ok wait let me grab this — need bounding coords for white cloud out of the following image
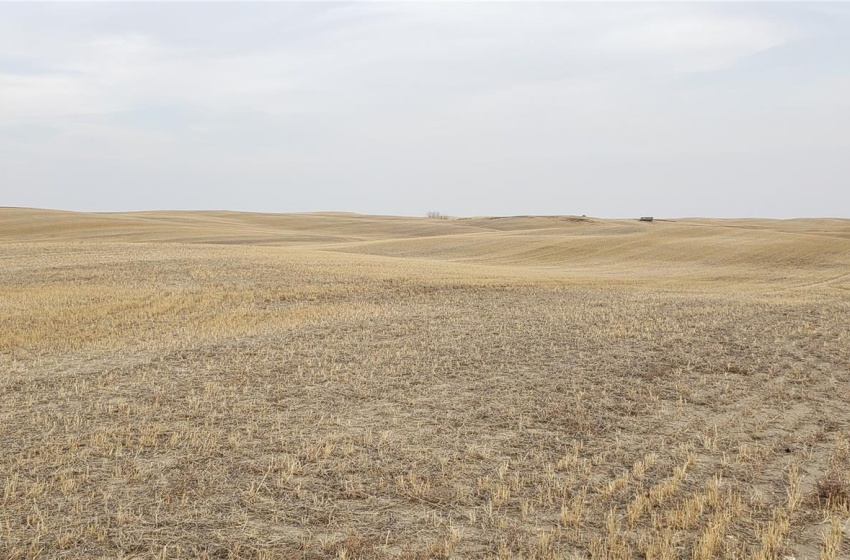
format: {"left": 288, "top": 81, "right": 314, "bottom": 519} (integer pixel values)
{"left": 592, "top": 8, "right": 791, "bottom": 72}
{"left": 0, "top": 4, "right": 796, "bottom": 123}
{"left": 0, "top": 3, "right": 847, "bottom": 217}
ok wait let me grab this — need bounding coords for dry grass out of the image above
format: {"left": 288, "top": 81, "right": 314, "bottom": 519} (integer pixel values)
{"left": 1, "top": 208, "right": 849, "bottom": 559}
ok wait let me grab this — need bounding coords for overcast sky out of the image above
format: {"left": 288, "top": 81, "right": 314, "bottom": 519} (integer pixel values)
{"left": 1, "top": 2, "right": 849, "bottom": 218}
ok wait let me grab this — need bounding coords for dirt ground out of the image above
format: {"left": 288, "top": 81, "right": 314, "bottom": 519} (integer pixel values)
{"left": 1, "top": 209, "right": 849, "bottom": 558}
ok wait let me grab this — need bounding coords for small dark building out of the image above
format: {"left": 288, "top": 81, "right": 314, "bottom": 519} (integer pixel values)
{"left": 639, "top": 216, "right": 654, "bottom": 222}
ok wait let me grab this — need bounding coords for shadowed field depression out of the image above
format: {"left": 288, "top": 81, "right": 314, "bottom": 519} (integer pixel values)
{"left": 1, "top": 208, "right": 849, "bottom": 559}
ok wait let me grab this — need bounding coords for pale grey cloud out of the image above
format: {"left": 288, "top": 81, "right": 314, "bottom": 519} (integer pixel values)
{"left": 0, "top": 2, "right": 848, "bottom": 218}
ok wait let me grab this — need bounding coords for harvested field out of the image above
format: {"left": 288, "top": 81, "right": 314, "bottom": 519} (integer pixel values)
{"left": 1, "top": 208, "right": 849, "bottom": 559}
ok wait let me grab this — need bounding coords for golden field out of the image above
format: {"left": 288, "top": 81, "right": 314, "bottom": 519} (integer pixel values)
{"left": 1, "top": 208, "right": 849, "bottom": 559}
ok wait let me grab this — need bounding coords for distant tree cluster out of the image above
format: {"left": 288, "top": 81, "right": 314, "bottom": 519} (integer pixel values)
{"left": 426, "top": 211, "right": 449, "bottom": 220}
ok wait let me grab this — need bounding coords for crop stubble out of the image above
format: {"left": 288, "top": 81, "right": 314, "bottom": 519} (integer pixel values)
{"left": 1, "top": 210, "right": 849, "bottom": 558}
